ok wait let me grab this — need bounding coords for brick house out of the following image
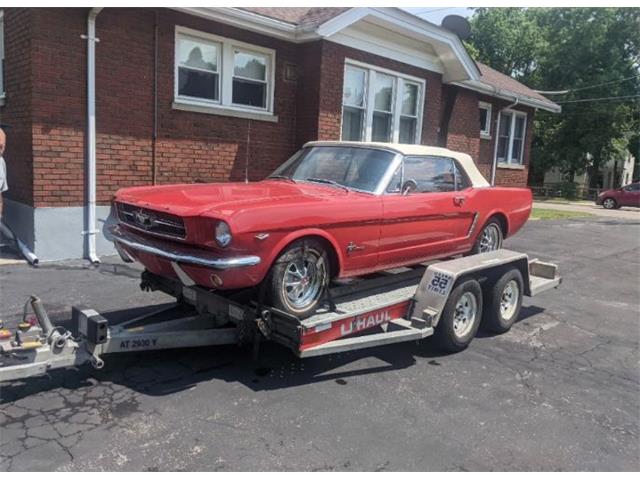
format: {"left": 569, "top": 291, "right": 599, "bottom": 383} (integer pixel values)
{"left": 0, "top": 7, "right": 559, "bottom": 261}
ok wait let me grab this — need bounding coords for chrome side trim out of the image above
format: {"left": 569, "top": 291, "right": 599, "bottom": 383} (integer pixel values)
{"left": 109, "top": 225, "right": 261, "bottom": 270}
{"left": 466, "top": 212, "right": 480, "bottom": 238}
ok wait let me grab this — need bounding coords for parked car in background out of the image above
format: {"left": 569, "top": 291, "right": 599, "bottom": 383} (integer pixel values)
{"left": 110, "top": 142, "right": 533, "bottom": 317}
{"left": 596, "top": 182, "right": 640, "bottom": 209}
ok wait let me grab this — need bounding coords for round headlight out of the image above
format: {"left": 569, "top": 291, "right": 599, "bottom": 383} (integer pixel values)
{"left": 215, "top": 221, "right": 232, "bottom": 247}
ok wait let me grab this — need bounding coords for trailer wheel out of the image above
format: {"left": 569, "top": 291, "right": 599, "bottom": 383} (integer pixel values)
{"left": 483, "top": 268, "right": 524, "bottom": 334}
{"left": 433, "top": 279, "right": 483, "bottom": 353}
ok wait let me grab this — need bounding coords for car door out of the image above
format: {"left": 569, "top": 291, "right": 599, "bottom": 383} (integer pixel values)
{"left": 378, "top": 155, "right": 476, "bottom": 269}
{"left": 621, "top": 183, "right": 640, "bottom": 207}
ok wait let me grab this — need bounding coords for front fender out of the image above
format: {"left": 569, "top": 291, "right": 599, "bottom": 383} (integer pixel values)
{"left": 262, "top": 228, "right": 345, "bottom": 279}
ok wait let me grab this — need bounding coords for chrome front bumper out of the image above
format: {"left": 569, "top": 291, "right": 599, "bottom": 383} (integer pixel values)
{"left": 109, "top": 225, "right": 261, "bottom": 270}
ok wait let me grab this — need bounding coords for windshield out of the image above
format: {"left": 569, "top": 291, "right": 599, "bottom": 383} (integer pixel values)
{"left": 269, "top": 146, "right": 396, "bottom": 193}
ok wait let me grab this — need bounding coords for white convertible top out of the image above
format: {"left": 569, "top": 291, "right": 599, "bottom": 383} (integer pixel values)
{"left": 304, "top": 141, "right": 491, "bottom": 188}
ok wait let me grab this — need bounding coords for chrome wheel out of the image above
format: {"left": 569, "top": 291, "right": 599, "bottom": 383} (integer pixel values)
{"left": 500, "top": 280, "right": 520, "bottom": 321}
{"left": 479, "top": 224, "right": 501, "bottom": 253}
{"left": 603, "top": 198, "right": 616, "bottom": 209}
{"left": 452, "top": 292, "right": 478, "bottom": 339}
{"left": 282, "top": 249, "right": 327, "bottom": 311}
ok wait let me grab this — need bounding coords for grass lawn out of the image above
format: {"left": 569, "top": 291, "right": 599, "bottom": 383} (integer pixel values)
{"left": 530, "top": 208, "right": 596, "bottom": 220}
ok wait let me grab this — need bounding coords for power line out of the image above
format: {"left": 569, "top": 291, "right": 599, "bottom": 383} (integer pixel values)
{"left": 568, "top": 74, "right": 640, "bottom": 93}
{"left": 536, "top": 74, "right": 640, "bottom": 95}
{"left": 556, "top": 95, "right": 640, "bottom": 104}
{"left": 412, "top": 7, "right": 458, "bottom": 16}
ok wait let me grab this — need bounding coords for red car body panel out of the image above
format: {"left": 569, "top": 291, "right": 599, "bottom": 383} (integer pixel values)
{"left": 113, "top": 179, "right": 532, "bottom": 290}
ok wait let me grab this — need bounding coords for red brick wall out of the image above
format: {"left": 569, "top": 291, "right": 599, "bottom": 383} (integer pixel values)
{"left": 21, "top": 8, "right": 303, "bottom": 207}
{"left": 0, "top": 8, "right": 34, "bottom": 206}
{"left": 30, "top": 8, "right": 87, "bottom": 207}
{"left": 455, "top": 92, "right": 535, "bottom": 187}
{"left": 155, "top": 10, "right": 301, "bottom": 187}
{"left": 445, "top": 87, "right": 481, "bottom": 162}
{"left": 296, "top": 41, "right": 323, "bottom": 146}
{"left": 316, "top": 41, "right": 443, "bottom": 146}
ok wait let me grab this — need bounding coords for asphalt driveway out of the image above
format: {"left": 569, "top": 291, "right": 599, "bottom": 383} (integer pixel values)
{"left": 1, "top": 216, "right": 639, "bottom": 471}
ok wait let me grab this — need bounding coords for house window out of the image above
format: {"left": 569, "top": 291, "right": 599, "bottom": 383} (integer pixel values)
{"left": 479, "top": 102, "right": 492, "bottom": 138}
{"left": 495, "top": 110, "right": 527, "bottom": 165}
{"left": 174, "top": 27, "right": 275, "bottom": 114}
{"left": 341, "top": 60, "right": 424, "bottom": 144}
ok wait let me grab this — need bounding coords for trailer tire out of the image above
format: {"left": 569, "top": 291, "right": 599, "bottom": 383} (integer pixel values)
{"left": 483, "top": 268, "right": 524, "bottom": 334}
{"left": 433, "top": 279, "right": 483, "bottom": 353}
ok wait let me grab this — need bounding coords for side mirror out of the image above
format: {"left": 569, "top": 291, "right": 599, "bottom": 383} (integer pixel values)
{"left": 402, "top": 179, "right": 418, "bottom": 196}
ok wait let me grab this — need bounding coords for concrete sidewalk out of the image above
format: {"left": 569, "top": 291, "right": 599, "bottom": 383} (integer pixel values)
{"left": 533, "top": 201, "right": 639, "bottom": 220}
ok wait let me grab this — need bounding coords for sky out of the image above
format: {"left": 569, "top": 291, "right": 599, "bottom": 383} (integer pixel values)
{"left": 402, "top": 7, "right": 474, "bottom": 26}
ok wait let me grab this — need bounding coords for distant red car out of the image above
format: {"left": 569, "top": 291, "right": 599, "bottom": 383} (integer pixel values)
{"left": 111, "top": 142, "right": 532, "bottom": 317}
{"left": 596, "top": 182, "right": 640, "bottom": 209}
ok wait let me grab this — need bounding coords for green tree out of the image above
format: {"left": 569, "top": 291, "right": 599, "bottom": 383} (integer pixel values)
{"left": 468, "top": 8, "right": 640, "bottom": 188}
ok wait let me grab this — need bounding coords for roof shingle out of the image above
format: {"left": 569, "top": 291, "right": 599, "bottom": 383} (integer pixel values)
{"left": 476, "top": 62, "right": 556, "bottom": 107}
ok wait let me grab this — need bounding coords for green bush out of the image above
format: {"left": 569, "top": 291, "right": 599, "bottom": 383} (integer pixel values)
{"left": 558, "top": 181, "right": 578, "bottom": 200}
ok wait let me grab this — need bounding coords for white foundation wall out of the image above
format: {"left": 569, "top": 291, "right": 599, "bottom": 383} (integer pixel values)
{"left": 3, "top": 199, "right": 117, "bottom": 261}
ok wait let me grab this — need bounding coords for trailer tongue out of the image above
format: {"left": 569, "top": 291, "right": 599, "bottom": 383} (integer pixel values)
{"left": 0, "top": 250, "right": 561, "bottom": 383}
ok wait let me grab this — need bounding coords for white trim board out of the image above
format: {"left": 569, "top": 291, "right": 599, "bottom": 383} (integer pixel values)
{"left": 327, "top": 22, "right": 444, "bottom": 74}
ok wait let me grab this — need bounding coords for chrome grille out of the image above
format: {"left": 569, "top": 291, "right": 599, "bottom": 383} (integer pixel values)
{"left": 116, "top": 203, "right": 186, "bottom": 239}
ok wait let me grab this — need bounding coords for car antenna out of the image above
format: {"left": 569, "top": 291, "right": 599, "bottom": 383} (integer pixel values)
{"left": 245, "top": 120, "right": 251, "bottom": 183}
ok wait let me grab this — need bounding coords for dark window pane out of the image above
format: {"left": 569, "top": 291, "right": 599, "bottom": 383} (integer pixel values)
{"left": 497, "top": 137, "right": 508, "bottom": 161}
{"left": 479, "top": 108, "right": 488, "bottom": 132}
{"left": 404, "top": 156, "right": 456, "bottom": 193}
{"left": 371, "top": 112, "right": 392, "bottom": 142}
{"left": 399, "top": 117, "right": 416, "bottom": 144}
{"left": 232, "top": 78, "right": 266, "bottom": 108}
{"left": 454, "top": 163, "right": 470, "bottom": 190}
{"left": 341, "top": 106, "right": 364, "bottom": 141}
{"left": 511, "top": 139, "right": 522, "bottom": 163}
{"left": 178, "top": 68, "right": 219, "bottom": 101}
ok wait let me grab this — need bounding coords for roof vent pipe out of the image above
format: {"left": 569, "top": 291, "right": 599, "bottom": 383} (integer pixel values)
{"left": 82, "top": 7, "right": 103, "bottom": 265}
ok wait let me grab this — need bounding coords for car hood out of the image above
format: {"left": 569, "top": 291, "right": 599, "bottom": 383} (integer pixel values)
{"left": 114, "top": 180, "right": 351, "bottom": 218}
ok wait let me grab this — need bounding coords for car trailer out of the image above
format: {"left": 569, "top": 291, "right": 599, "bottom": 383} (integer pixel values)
{"left": 0, "top": 249, "right": 561, "bottom": 383}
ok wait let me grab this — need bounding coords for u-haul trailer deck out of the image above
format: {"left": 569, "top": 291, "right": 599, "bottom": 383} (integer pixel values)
{"left": 0, "top": 250, "right": 561, "bottom": 383}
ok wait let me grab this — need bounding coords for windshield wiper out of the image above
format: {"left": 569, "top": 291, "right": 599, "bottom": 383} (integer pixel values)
{"left": 267, "top": 175, "right": 296, "bottom": 182}
{"left": 305, "top": 178, "right": 350, "bottom": 192}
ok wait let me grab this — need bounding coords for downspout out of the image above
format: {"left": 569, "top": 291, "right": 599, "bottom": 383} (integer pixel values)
{"left": 152, "top": 9, "right": 158, "bottom": 185}
{"left": 491, "top": 96, "right": 519, "bottom": 186}
{"left": 83, "top": 7, "right": 103, "bottom": 264}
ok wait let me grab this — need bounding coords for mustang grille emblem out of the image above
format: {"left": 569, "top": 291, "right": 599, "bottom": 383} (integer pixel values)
{"left": 133, "top": 210, "right": 155, "bottom": 229}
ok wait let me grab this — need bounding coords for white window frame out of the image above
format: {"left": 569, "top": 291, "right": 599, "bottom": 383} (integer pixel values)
{"left": 341, "top": 59, "right": 425, "bottom": 144}
{"left": 174, "top": 26, "right": 276, "bottom": 117}
{"left": 494, "top": 109, "right": 527, "bottom": 166}
{"left": 479, "top": 101, "right": 492, "bottom": 139}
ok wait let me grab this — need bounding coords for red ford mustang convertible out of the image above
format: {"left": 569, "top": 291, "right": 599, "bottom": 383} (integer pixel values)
{"left": 111, "top": 142, "right": 532, "bottom": 317}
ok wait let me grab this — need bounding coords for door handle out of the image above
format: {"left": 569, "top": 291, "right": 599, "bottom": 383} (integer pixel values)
{"left": 454, "top": 196, "right": 465, "bottom": 206}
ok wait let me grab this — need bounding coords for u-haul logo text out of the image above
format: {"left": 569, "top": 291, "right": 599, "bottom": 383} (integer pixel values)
{"left": 341, "top": 310, "right": 392, "bottom": 336}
